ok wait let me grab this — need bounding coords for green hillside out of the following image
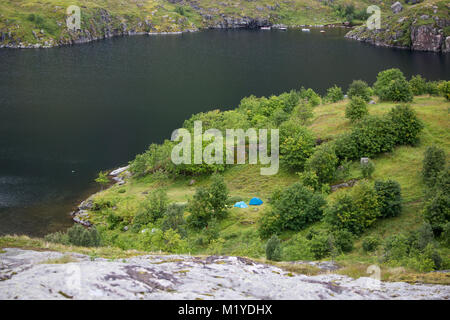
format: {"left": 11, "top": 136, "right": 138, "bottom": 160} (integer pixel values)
{"left": 3, "top": 69, "right": 448, "bottom": 284}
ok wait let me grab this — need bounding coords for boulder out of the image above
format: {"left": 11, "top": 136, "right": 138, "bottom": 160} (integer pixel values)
{"left": 391, "top": 2, "right": 403, "bottom": 14}
{"left": 411, "top": 25, "right": 443, "bottom": 52}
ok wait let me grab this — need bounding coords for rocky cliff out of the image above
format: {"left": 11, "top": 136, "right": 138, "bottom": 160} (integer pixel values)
{"left": 1, "top": 248, "right": 449, "bottom": 299}
{"left": 345, "top": 0, "right": 450, "bottom": 53}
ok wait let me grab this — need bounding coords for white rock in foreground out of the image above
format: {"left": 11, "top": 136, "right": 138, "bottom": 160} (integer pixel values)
{"left": 0, "top": 248, "right": 448, "bottom": 300}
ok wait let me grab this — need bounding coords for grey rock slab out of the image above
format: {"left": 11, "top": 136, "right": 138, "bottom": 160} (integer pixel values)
{"left": 0, "top": 249, "right": 449, "bottom": 300}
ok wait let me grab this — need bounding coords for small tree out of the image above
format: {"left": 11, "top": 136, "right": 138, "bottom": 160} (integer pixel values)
{"left": 266, "top": 235, "right": 282, "bottom": 261}
{"left": 304, "top": 143, "right": 338, "bottom": 185}
{"left": 347, "top": 80, "right": 371, "bottom": 102}
{"left": 373, "top": 68, "right": 413, "bottom": 102}
{"left": 208, "top": 174, "right": 229, "bottom": 219}
{"left": 324, "top": 85, "right": 344, "bottom": 103}
{"left": 438, "top": 80, "right": 450, "bottom": 101}
{"left": 360, "top": 160, "right": 375, "bottom": 178}
{"left": 388, "top": 104, "right": 423, "bottom": 146}
{"left": 95, "top": 171, "right": 109, "bottom": 190}
{"left": 346, "top": 96, "right": 368, "bottom": 122}
{"left": 422, "top": 146, "right": 446, "bottom": 187}
{"left": 279, "top": 121, "right": 316, "bottom": 171}
{"left": 374, "top": 180, "right": 402, "bottom": 218}
{"left": 409, "top": 75, "right": 427, "bottom": 96}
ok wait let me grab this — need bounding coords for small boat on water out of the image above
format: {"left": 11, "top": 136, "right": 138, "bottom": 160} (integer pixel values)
{"left": 260, "top": 26, "right": 271, "bottom": 30}
{"left": 302, "top": 28, "right": 310, "bottom": 32}
{"left": 279, "top": 27, "right": 287, "bottom": 31}
{"left": 320, "top": 30, "right": 326, "bottom": 33}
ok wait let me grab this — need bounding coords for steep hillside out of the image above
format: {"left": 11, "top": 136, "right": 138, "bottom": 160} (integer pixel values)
{"left": 346, "top": 0, "right": 450, "bottom": 52}
{"left": 0, "top": 0, "right": 367, "bottom": 48}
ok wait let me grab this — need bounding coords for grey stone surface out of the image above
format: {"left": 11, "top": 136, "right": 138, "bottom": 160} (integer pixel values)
{"left": 1, "top": 248, "right": 449, "bottom": 300}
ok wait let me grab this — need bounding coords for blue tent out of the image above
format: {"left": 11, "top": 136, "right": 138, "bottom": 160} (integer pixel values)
{"left": 233, "top": 201, "right": 248, "bottom": 208}
{"left": 249, "top": 197, "right": 263, "bottom": 205}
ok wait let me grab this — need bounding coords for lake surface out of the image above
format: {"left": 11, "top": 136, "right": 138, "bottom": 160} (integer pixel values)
{"left": 0, "top": 28, "right": 448, "bottom": 236}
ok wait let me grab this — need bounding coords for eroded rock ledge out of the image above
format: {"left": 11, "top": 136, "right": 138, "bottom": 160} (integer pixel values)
{"left": 1, "top": 248, "right": 449, "bottom": 299}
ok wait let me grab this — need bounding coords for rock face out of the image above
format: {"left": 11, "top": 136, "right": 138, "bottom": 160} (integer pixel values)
{"left": 411, "top": 25, "right": 444, "bottom": 51}
{"left": 391, "top": 2, "right": 403, "bottom": 14}
{"left": 1, "top": 248, "right": 449, "bottom": 300}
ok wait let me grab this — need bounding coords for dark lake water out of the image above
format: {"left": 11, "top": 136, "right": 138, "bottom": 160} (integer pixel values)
{"left": 0, "top": 28, "right": 448, "bottom": 236}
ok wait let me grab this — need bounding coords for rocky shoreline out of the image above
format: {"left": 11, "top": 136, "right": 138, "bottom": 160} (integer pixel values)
{"left": 70, "top": 165, "right": 130, "bottom": 227}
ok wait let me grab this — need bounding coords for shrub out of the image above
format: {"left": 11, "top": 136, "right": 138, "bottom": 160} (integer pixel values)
{"left": 347, "top": 80, "right": 371, "bottom": 102}
{"left": 425, "top": 81, "right": 440, "bottom": 95}
{"left": 304, "top": 143, "right": 338, "bottom": 185}
{"left": 142, "top": 188, "right": 169, "bottom": 222}
{"left": 383, "top": 234, "right": 410, "bottom": 261}
{"left": 325, "top": 181, "right": 380, "bottom": 235}
{"left": 408, "top": 223, "right": 434, "bottom": 251}
{"left": 271, "top": 183, "right": 326, "bottom": 231}
{"left": 67, "top": 224, "right": 101, "bottom": 247}
{"left": 310, "top": 233, "right": 332, "bottom": 259}
{"left": 258, "top": 210, "right": 282, "bottom": 238}
{"left": 208, "top": 174, "right": 229, "bottom": 219}
{"left": 107, "top": 212, "right": 123, "bottom": 229}
{"left": 362, "top": 236, "right": 381, "bottom": 252}
{"left": 279, "top": 121, "right": 316, "bottom": 170}
{"left": 292, "top": 102, "right": 314, "bottom": 125}
{"left": 129, "top": 141, "right": 175, "bottom": 177}
{"left": 44, "top": 231, "right": 69, "bottom": 245}
{"left": 266, "top": 235, "right": 282, "bottom": 261}
{"left": 299, "top": 87, "right": 321, "bottom": 106}
{"left": 161, "top": 203, "right": 186, "bottom": 237}
{"left": 333, "top": 229, "right": 354, "bottom": 253}
{"left": 373, "top": 69, "right": 413, "bottom": 102}
{"left": 143, "top": 228, "right": 187, "bottom": 253}
{"left": 388, "top": 104, "right": 423, "bottom": 145}
{"left": 409, "top": 75, "right": 427, "bottom": 95}
{"left": 324, "top": 85, "right": 344, "bottom": 103}
{"left": 422, "top": 146, "right": 446, "bottom": 187}
{"left": 438, "top": 80, "right": 450, "bottom": 101}
{"left": 350, "top": 116, "right": 397, "bottom": 158}
{"left": 423, "top": 192, "right": 450, "bottom": 236}
{"left": 345, "top": 96, "right": 368, "bottom": 122}
{"left": 187, "top": 175, "right": 229, "bottom": 229}
{"left": 442, "top": 222, "right": 450, "bottom": 247}
{"left": 374, "top": 180, "right": 402, "bottom": 218}
{"left": 360, "top": 159, "right": 375, "bottom": 179}
{"left": 334, "top": 133, "right": 359, "bottom": 161}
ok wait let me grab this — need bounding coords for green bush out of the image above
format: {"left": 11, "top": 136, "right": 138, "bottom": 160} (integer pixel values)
{"left": 425, "top": 81, "right": 440, "bottom": 95}
{"left": 299, "top": 87, "right": 321, "bottom": 106}
{"left": 138, "top": 188, "right": 169, "bottom": 223}
{"left": 333, "top": 229, "right": 354, "bottom": 253}
{"left": 44, "top": 231, "right": 69, "bottom": 245}
{"left": 67, "top": 224, "right": 101, "bottom": 247}
{"left": 279, "top": 121, "right": 316, "bottom": 170}
{"left": 360, "top": 159, "right": 375, "bottom": 178}
{"left": 373, "top": 68, "right": 410, "bottom": 101}
{"left": 441, "top": 222, "right": 450, "bottom": 247}
{"left": 347, "top": 80, "right": 371, "bottom": 102}
{"left": 129, "top": 141, "right": 175, "bottom": 177}
{"left": 438, "top": 80, "right": 450, "bottom": 101}
{"left": 310, "top": 233, "right": 332, "bottom": 259}
{"left": 258, "top": 210, "right": 283, "bottom": 238}
{"left": 271, "top": 183, "right": 326, "bottom": 231}
{"left": 423, "top": 192, "right": 450, "bottom": 236}
{"left": 409, "top": 75, "right": 427, "bottom": 95}
{"left": 383, "top": 234, "right": 410, "bottom": 261}
{"left": 304, "top": 143, "right": 338, "bottom": 185}
{"left": 374, "top": 180, "right": 402, "bottom": 218}
{"left": 187, "top": 175, "right": 229, "bottom": 229}
{"left": 362, "top": 236, "right": 381, "bottom": 252}
{"left": 408, "top": 223, "right": 434, "bottom": 251}
{"left": 324, "top": 85, "right": 344, "bottom": 103}
{"left": 388, "top": 104, "right": 423, "bottom": 145}
{"left": 266, "top": 235, "right": 282, "bottom": 261}
{"left": 349, "top": 116, "right": 397, "bottom": 158}
{"left": 345, "top": 96, "right": 368, "bottom": 122}
{"left": 325, "top": 181, "right": 380, "bottom": 235}
{"left": 422, "top": 146, "right": 446, "bottom": 187}
{"left": 107, "top": 212, "right": 123, "bottom": 230}
{"left": 334, "top": 133, "right": 359, "bottom": 161}
{"left": 161, "top": 203, "right": 186, "bottom": 237}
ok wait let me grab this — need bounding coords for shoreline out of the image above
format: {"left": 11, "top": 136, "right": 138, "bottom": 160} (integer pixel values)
{"left": 0, "top": 25, "right": 353, "bottom": 50}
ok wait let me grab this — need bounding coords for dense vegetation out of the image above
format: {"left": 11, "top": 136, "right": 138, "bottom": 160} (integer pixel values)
{"left": 32, "top": 68, "right": 450, "bottom": 280}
